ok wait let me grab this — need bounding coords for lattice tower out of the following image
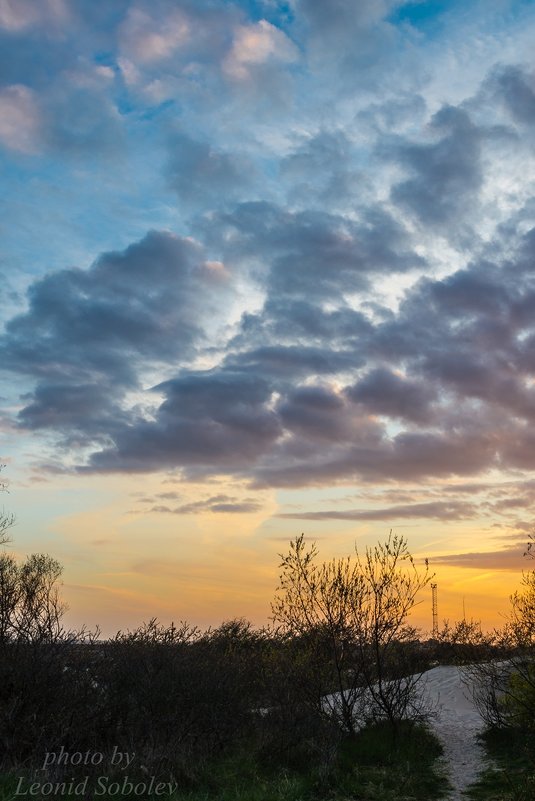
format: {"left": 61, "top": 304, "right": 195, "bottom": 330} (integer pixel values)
{"left": 431, "top": 582, "right": 438, "bottom": 638}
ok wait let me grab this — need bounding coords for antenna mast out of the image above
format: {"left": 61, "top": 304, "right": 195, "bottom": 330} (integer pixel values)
{"left": 431, "top": 582, "right": 438, "bottom": 638}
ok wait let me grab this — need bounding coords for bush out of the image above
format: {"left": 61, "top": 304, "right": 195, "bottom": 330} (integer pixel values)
{"left": 271, "top": 533, "right": 432, "bottom": 735}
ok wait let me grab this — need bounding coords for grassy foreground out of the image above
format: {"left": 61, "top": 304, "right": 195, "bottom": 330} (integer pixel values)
{"left": 464, "top": 728, "right": 535, "bottom": 801}
{"left": 0, "top": 722, "right": 447, "bottom": 801}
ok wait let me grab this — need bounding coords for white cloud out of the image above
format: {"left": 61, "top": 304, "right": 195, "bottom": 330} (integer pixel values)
{"left": 119, "top": 7, "right": 191, "bottom": 64}
{"left": 0, "top": 0, "right": 67, "bottom": 32}
{"left": 0, "top": 85, "right": 41, "bottom": 154}
{"left": 223, "top": 20, "right": 298, "bottom": 81}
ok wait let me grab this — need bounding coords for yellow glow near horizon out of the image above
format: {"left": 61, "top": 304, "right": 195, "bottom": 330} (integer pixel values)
{"left": 6, "top": 469, "right": 531, "bottom": 638}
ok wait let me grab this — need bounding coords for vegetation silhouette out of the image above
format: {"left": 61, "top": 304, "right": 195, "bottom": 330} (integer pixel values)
{"left": 1, "top": 467, "right": 533, "bottom": 799}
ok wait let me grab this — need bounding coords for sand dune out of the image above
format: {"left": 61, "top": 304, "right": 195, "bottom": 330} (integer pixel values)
{"left": 323, "top": 664, "right": 488, "bottom": 799}
{"left": 420, "top": 665, "right": 487, "bottom": 800}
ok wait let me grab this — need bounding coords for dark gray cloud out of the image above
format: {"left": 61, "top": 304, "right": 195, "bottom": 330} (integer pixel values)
{"left": 201, "top": 201, "right": 425, "bottom": 300}
{"left": 280, "top": 130, "right": 362, "bottom": 208}
{"left": 223, "top": 344, "right": 362, "bottom": 380}
{"left": 3, "top": 231, "right": 219, "bottom": 380}
{"left": 277, "top": 385, "right": 352, "bottom": 442}
{"left": 251, "top": 425, "right": 499, "bottom": 488}
{"left": 9, "top": 200, "right": 535, "bottom": 488}
{"left": 166, "top": 132, "right": 256, "bottom": 206}
{"left": 2, "top": 231, "right": 229, "bottom": 439}
{"left": 17, "top": 383, "right": 128, "bottom": 438}
{"left": 491, "top": 65, "right": 535, "bottom": 126}
{"left": 84, "top": 369, "right": 282, "bottom": 473}
{"left": 8, "top": 194, "right": 535, "bottom": 489}
{"left": 389, "top": 105, "right": 483, "bottom": 231}
{"left": 228, "top": 298, "right": 374, "bottom": 353}
{"left": 347, "top": 367, "right": 437, "bottom": 423}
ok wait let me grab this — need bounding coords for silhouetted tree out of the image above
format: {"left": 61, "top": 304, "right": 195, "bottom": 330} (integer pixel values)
{"left": 0, "top": 464, "right": 14, "bottom": 546}
{"left": 271, "top": 532, "right": 432, "bottom": 735}
{"left": 463, "top": 567, "right": 535, "bottom": 731}
{"left": 0, "top": 552, "right": 66, "bottom": 644}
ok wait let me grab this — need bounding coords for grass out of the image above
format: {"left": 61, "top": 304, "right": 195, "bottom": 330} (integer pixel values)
{"left": 0, "top": 723, "right": 448, "bottom": 801}
{"left": 173, "top": 721, "right": 449, "bottom": 801}
{"left": 465, "top": 727, "right": 535, "bottom": 801}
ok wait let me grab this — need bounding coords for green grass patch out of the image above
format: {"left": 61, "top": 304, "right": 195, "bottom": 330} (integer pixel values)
{"left": 175, "top": 721, "right": 449, "bottom": 801}
{"left": 332, "top": 721, "right": 448, "bottom": 801}
{"left": 465, "top": 727, "right": 535, "bottom": 801}
{"left": 0, "top": 774, "right": 22, "bottom": 801}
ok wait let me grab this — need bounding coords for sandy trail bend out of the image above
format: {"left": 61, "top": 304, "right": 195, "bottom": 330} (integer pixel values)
{"left": 420, "top": 665, "right": 488, "bottom": 800}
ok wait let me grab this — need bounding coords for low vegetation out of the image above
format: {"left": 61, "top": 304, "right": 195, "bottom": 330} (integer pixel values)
{"left": 462, "top": 536, "right": 535, "bottom": 799}
{"left": 0, "top": 469, "right": 448, "bottom": 801}
{"left": 465, "top": 728, "right": 535, "bottom": 801}
{"left": 8, "top": 470, "right": 535, "bottom": 799}
{"left": 168, "top": 721, "right": 447, "bottom": 801}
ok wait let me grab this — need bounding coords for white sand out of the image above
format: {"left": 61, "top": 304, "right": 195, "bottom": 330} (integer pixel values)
{"left": 419, "top": 665, "right": 488, "bottom": 800}
{"left": 323, "top": 664, "right": 489, "bottom": 798}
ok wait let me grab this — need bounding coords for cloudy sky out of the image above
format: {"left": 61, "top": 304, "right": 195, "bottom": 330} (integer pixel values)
{"left": 2, "top": 0, "right": 535, "bottom": 634}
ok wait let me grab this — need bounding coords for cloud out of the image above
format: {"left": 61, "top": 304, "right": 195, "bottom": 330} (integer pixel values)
{"left": 115, "top": 1, "right": 255, "bottom": 104}
{"left": 10, "top": 184, "right": 535, "bottom": 487}
{"left": 291, "top": 0, "right": 400, "bottom": 62}
{"left": 251, "top": 425, "right": 499, "bottom": 488}
{"left": 0, "top": 84, "right": 41, "bottom": 153}
{"left": 389, "top": 105, "right": 483, "bottom": 231}
{"left": 490, "top": 65, "right": 535, "bottom": 127}
{"left": 166, "top": 132, "right": 256, "bottom": 206}
{"left": 8, "top": 178, "right": 535, "bottom": 489}
{"left": 117, "top": 0, "right": 242, "bottom": 74}
{"left": 17, "top": 383, "right": 129, "bottom": 437}
{"left": 227, "top": 298, "right": 374, "bottom": 355}
{"left": 294, "top": 0, "right": 398, "bottom": 35}
{"left": 0, "top": 0, "right": 68, "bottom": 32}
{"left": 202, "top": 201, "right": 425, "bottom": 300}
{"left": 277, "top": 384, "right": 359, "bottom": 443}
{"left": 84, "top": 369, "right": 282, "bottom": 473}
{"left": 277, "top": 499, "right": 478, "bottom": 522}
{"left": 119, "top": 6, "right": 191, "bottom": 64}
{"left": 2, "top": 231, "right": 231, "bottom": 439}
{"left": 43, "top": 86, "right": 123, "bottom": 156}
{"left": 224, "top": 344, "right": 361, "bottom": 380}
{"left": 280, "top": 130, "right": 362, "bottom": 208}
{"left": 432, "top": 544, "right": 529, "bottom": 571}
{"left": 0, "top": 47, "right": 122, "bottom": 159}
{"left": 4, "top": 231, "right": 222, "bottom": 380}
{"left": 223, "top": 19, "right": 298, "bottom": 82}
{"left": 347, "top": 367, "right": 437, "bottom": 423}
{"left": 4, "top": 18, "right": 535, "bottom": 501}
{"left": 145, "top": 493, "right": 263, "bottom": 515}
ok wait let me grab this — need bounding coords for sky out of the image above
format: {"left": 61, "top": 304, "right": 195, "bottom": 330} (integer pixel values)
{"left": 1, "top": 0, "right": 535, "bottom": 636}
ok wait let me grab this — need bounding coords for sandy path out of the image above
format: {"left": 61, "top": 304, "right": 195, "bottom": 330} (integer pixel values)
{"left": 323, "top": 663, "right": 490, "bottom": 798}
{"left": 420, "top": 665, "right": 487, "bottom": 800}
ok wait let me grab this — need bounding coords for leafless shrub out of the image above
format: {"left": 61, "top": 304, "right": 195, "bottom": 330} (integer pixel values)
{"left": 271, "top": 532, "right": 433, "bottom": 735}
{"left": 458, "top": 570, "right": 535, "bottom": 732}
{"left": 90, "top": 618, "right": 268, "bottom": 782}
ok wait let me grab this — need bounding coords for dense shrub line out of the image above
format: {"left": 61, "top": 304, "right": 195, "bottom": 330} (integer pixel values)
{"left": 0, "top": 531, "right": 442, "bottom": 784}
{"left": 3, "top": 506, "right": 530, "bottom": 797}
{"left": 0, "top": 618, "right": 438, "bottom": 781}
